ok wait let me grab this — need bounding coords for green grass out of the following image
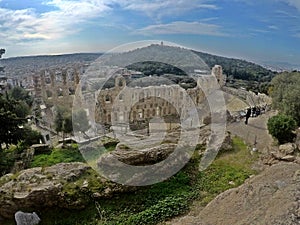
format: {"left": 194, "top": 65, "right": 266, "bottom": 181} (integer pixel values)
{"left": 2, "top": 136, "right": 258, "bottom": 225}
{"left": 35, "top": 136, "right": 259, "bottom": 225}
{"left": 195, "top": 136, "right": 258, "bottom": 206}
{"left": 30, "top": 144, "right": 85, "bottom": 167}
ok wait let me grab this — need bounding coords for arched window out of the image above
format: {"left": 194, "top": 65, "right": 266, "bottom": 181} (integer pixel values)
{"left": 139, "top": 92, "right": 145, "bottom": 102}
{"left": 119, "top": 79, "right": 123, "bottom": 87}
{"left": 105, "top": 95, "right": 110, "bottom": 103}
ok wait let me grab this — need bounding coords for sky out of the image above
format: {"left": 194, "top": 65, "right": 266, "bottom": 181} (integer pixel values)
{"left": 0, "top": 0, "right": 300, "bottom": 67}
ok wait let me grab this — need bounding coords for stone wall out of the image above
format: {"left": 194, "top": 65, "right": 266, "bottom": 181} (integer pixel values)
{"left": 33, "top": 67, "right": 81, "bottom": 107}
{"left": 95, "top": 75, "right": 206, "bottom": 127}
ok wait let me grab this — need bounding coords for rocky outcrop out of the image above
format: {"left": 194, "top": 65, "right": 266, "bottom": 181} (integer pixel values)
{"left": 220, "top": 131, "right": 233, "bottom": 152}
{"left": 170, "top": 162, "right": 300, "bottom": 225}
{"left": 97, "top": 143, "right": 193, "bottom": 185}
{"left": 0, "top": 162, "right": 136, "bottom": 220}
{"left": 0, "top": 163, "right": 91, "bottom": 219}
{"left": 263, "top": 142, "right": 300, "bottom": 165}
{"left": 111, "top": 143, "right": 177, "bottom": 166}
{"left": 279, "top": 143, "right": 298, "bottom": 155}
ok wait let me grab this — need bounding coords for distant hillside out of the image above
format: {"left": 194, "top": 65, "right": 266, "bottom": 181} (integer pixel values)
{"left": 0, "top": 45, "right": 275, "bottom": 93}
{"left": 0, "top": 53, "right": 102, "bottom": 77}
{"left": 110, "top": 44, "right": 275, "bottom": 93}
{"left": 193, "top": 51, "right": 276, "bottom": 82}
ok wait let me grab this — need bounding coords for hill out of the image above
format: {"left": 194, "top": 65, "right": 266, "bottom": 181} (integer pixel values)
{"left": 0, "top": 53, "right": 102, "bottom": 77}
{"left": 0, "top": 45, "right": 275, "bottom": 93}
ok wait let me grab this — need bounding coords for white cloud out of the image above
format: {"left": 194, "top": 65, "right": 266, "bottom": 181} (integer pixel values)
{"left": 293, "top": 33, "right": 300, "bottom": 38}
{"left": 115, "top": 0, "right": 218, "bottom": 19}
{"left": 268, "top": 25, "right": 279, "bottom": 30}
{"left": 282, "top": 0, "right": 300, "bottom": 11}
{"left": 0, "top": 0, "right": 111, "bottom": 44}
{"left": 135, "top": 21, "right": 227, "bottom": 36}
{"left": 0, "top": 0, "right": 220, "bottom": 56}
{"left": 249, "top": 28, "right": 269, "bottom": 33}
{"left": 0, "top": 0, "right": 219, "bottom": 45}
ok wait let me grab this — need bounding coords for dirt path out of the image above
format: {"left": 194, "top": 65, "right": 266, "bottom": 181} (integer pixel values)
{"left": 227, "top": 110, "right": 276, "bottom": 154}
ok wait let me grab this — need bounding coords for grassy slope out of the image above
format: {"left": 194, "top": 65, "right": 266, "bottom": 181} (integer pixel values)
{"left": 35, "top": 137, "right": 258, "bottom": 225}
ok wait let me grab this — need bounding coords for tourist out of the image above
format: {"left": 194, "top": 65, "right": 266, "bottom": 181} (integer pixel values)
{"left": 245, "top": 108, "right": 251, "bottom": 125}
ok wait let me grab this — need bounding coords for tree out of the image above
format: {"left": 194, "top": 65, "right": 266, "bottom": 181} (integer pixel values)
{"left": 54, "top": 106, "right": 73, "bottom": 144}
{"left": 73, "top": 109, "right": 90, "bottom": 137}
{"left": 21, "top": 126, "right": 43, "bottom": 147}
{"left": 271, "top": 71, "right": 300, "bottom": 125}
{"left": 267, "top": 114, "right": 297, "bottom": 144}
{"left": 0, "top": 94, "right": 27, "bottom": 149}
{"left": 9, "top": 86, "right": 33, "bottom": 107}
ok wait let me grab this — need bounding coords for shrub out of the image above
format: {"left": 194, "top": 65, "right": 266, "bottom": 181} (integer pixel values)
{"left": 125, "top": 196, "right": 189, "bottom": 225}
{"left": 267, "top": 114, "right": 297, "bottom": 144}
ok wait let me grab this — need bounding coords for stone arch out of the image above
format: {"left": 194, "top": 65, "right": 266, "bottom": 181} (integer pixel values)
{"left": 152, "top": 109, "right": 156, "bottom": 116}
{"left": 119, "top": 93, "right": 124, "bottom": 101}
{"left": 107, "top": 114, "right": 111, "bottom": 123}
{"left": 139, "top": 92, "right": 145, "bottom": 102}
{"left": 132, "top": 111, "right": 137, "bottom": 120}
{"left": 146, "top": 109, "right": 151, "bottom": 117}
{"left": 115, "top": 76, "right": 126, "bottom": 88}
{"left": 138, "top": 109, "right": 144, "bottom": 119}
{"left": 156, "top": 107, "right": 161, "bottom": 116}
{"left": 105, "top": 95, "right": 111, "bottom": 103}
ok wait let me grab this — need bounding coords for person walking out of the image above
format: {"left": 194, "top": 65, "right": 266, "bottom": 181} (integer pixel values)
{"left": 245, "top": 108, "right": 251, "bottom": 125}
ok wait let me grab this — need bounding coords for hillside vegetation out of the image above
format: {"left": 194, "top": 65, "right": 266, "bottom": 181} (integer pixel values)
{"left": 2, "top": 45, "right": 275, "bottom": 94}
{"left": 0, "top": 137, "right": 257, "bottom": 225}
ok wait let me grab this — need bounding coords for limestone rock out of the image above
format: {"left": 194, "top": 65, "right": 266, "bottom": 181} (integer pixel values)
{"left": 101, "top": 143, "right": 177, "bottom": 166}
{"left": 115, "top": 143, "right": 130, "bottom": 151}
{"left": 279, "top": 143, "right": 297, "bottom": 156}
{"left": 97, "top": 143, "right": 191, "bottom": 185}
{"left": 0, "top": 163, "right": 90, "bottom": 219}
{"left": 202, "top": 116, "right": 211, "bottom": 125}
{"left": 220, "top": 131, "right": 233, "bottom": 152}
{"left": 170, "top": 162, "right": 300, "bottom": 225}
{"left": 281, "top": 155, "right": 296, "bottom": 162}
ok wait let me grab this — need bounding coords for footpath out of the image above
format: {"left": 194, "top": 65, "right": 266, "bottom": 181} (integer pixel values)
{"left": 227, "top": 110, "right": 276, "bottom": 154}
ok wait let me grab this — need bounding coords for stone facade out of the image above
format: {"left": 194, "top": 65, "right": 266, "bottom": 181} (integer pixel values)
{"left": 212, "top": 65, "right": 225, "bottom": 87}
{"left": 33, "top": 67, "right": 81, "bottom": 107}
{"left": 95, "top": 65, "right": 225, "bottom": 128}
{"left": 33, "top": 65, "right": 225, "bottom": 132}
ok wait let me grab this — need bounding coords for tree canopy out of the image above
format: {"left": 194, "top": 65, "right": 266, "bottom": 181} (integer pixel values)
{"left": 73, "top": 109, "right": 90, "bottom": 134}
{"left": 267, "top": 114, "right": 297, "bottom": 144}
{"left": 0, "top": 93, "right": 27, "bottom": 149}
{"left": 270, "top": 71, "right": 300, "bottom": 125}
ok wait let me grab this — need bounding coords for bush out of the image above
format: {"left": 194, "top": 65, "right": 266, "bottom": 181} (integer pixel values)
{"left": 125, "top": 196, "right": 189, "bottom": 225}
{"left": 270, "top": 72, "right": 300, "bottom": 125}
{"left": 267, "top": 114, "right": 297, "bottom": 144}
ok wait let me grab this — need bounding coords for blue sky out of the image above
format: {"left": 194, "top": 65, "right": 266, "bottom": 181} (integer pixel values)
{"left": 0, "top": 0, "right": 300, "bottom": 66}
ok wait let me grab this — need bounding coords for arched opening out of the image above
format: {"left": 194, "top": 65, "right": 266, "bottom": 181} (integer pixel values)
{"left": 105, "top": 95, "right": 111, "bottom": 103}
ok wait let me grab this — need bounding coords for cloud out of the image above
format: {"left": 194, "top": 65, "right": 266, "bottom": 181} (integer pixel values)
{"left": 135, "top": 21, "right": 227, "bottom": 36}
{"left": 0, "top": 0, "right": 111, "bottom": 44}
{"left": 249, "top": 28, "right": 270, "bottom": 34}
{"left": 0, "top": 0, "right": 218, "bottom": 45}
{"left": 0, "top": 8, "right": 39, "bottom": 43}
{"left": 116, "top": 0, "right": 218, "bottom": 19}
{"left": 282, "top": 0, "right": 300, "bottom": 11}
{"left": 293, "top": 33, "right": 300, "bottom": 38}
{"left": 268, "top": 25, "right": 279, "bottom": 30}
